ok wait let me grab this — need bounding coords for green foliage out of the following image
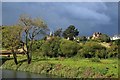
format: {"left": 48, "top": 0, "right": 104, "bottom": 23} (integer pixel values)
{"left": 107, "top": 45, "right": 118, "bottom": 58}
{"left": 95, "top": 49, "right": 108, "bottom": 59}
{"left": 77, "top": 42, "right": 106, "bottom": 58}
{"left": 74, "top": 36, "right": 87, "bottom": 43}
{"left": 96, "top": 34, "right": 111, "bottom": 42}
{"left": 79, "top": 36, "right": 87, "bottom": 41}
{"left": 2, "top": 26, "right": 23, "bottom": 64}
{"left": 19, "top": 15, "right": 49, "bottom": 64}
{"left": 60, "top": 39, "right": 79, "bottom": 57}
{"left": 112, "top": 39, "right": 120, "bottom": 45}
{"left": 62, "top": 25, "right": 79, "bottom": 40}
{"left": 2, "top": 56, "right": 118, "bottom": 78}
{"left": 100, "top": 34, "right": 111, "bottom": 42}
{"left": 40, "top": 37, "right": 61, "bottom": 57}
{"left": 90, "top": 58, "right": 101, "bottom": 62}
{"left": 32, "top": 40, "right": 44, "bottom": 51}
{"left": 54, "top": 28, "right": 62, "bottom": 37}
{"left": 40, "top": 41, "right": 51, "bottom": 56}
{"left": 2, "top": 26, "right": 22, "bottom": 49}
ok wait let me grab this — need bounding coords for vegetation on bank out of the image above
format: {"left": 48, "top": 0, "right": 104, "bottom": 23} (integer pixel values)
{"left": 32, "top": 37, "right": 118, "bottom": 59}
{"left": 1, "top": 14, "right": 119, "bottom": 78}
{"left": 1, "top": 55, "right": 118, "bottom": 78}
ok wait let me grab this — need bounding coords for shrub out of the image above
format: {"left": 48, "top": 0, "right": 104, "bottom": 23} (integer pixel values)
{"left": 79, "top": 36, "right": 87, "bottom": 41}
{"left": 90, "top": 58, "right": 101, "bottom": 62}
{"left": 40, "top": 37, "right": 62, "bottom": 57}
{"left": 40, "top": 41, "right": 51, "bottom": 56}
{"left": 112, "top": 39, "right": 120, "bottom": 45}
{"left": 94, "top": 34, "right": 111, "bottom": 42}
{"left": 60, "top": 39, "right": 79, "bottom": 57}
{"left": 99, "top": 34, "right": 111, "bottom": 42}
{"left": 107, "top": 45, "right": 118, "bottom": 58}
{"left": 95, "top": 49, "right": 108, "bottom": 59}
{"left": 77, "top": 42, "right": 106, "bottom": 58}
{"left": 32, "top": 40, "right": 45, "bottom": 51}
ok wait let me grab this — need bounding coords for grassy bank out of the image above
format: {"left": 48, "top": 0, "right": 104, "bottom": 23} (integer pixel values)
{"left": 1, "top": 55, "right": 118, "bottom": 78}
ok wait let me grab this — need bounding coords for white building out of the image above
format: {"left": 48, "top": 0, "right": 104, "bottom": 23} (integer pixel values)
{"left": 111, "top": 35, "right": 120, "bottom": 40}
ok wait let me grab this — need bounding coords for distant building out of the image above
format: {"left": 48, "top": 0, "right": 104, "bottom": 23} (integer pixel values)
{"left": 67, "top": 36, "right": 76, "bottom": 40}
{"left": 110, "top": 35, "right": 120, "bottom": 40}
{"left": 92, "top": 32, "right": 102, "bottom": 39}
{"left": 87, "top": 36, "right": 90, "bottom": 40}
{"left": 46, "top": 31, "right": 54, "bottom": 40}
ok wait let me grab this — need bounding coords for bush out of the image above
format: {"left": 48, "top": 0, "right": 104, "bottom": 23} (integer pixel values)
{"left": 107, "top": 45, "right": 118, "bottom": 58}
{"left": 79, "top": 36, "right": 87, "bottom": 41}
{"left": 94, "top": 34, "right": 111, "bottom": 42}
{"left": 77, "top": 42, "right": 106, "bottom": 58}
{"left": 112, "top": 39, "right": 120, "bottom": 45}
{"left": 40, "top": 42, "right": 51, "bottom": 56}
{"left": 32, "top": 40, "right": 45, "bottom": 51}
{"left": 60, "top": 39, "right": 79, "bottom": 57}
{"left": 95, "top": 49, "right": 108, "bottom": 59}
{"left": 40, "top": 37, "right": 62, "bottom": 57}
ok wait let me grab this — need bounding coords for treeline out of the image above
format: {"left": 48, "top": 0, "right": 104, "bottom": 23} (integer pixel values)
{"left": 32, "top": 37, "right": 119, "bottom": 59}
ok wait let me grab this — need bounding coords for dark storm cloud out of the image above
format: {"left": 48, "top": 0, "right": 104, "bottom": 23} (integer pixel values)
{"left": 0, "top": 2, "right": 2, "bottom": 26}
{"left": 2, "top": 2, "right": 118, "bottom": 36}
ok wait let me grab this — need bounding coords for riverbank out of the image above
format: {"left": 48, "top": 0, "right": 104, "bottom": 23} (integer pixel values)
{"left": 0, "top": 55, "right": 118, "bottom": 78}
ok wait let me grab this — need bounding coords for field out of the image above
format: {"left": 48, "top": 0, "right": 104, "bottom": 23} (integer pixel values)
{"left": 1, "top": 55, "right": 119, "bottom": 78}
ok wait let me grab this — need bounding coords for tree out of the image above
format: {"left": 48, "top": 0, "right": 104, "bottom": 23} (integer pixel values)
{"left": 40, "top": 37, "right": 61, "bottom": 57}
{"left": 2, "top": 26, "right": 22, "bottom": 65}
{"left": 113, "top": 39, "right": 120, "bottom": 45}
{"left": 60, "top": 39, "right": 79, "bottom": 57}
{"left": 62, "top": 25, "right": 79, "bottom": 40}
{"left": 97, "top": 34, "right": 111, "bottom": 42}
{"left": 54, "top": 28, "right": 62, "bottom": 37}
{"left": 19, "top": 15, "right": 49, "bottom": 64}
{"left": 79, "top": 36, "right": 87, "bottom": 41}
{"left": 77, "top": 42, "right": 106, "bottom": 58}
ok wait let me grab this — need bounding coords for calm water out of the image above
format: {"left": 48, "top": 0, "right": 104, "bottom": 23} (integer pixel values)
{"left": 1, "top": 69, "right": 52, "bottom": 78}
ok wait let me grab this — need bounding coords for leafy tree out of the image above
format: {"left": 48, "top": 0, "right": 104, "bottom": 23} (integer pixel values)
{"left": 19, "top": 15, "right": 49, "bottom": 64}
{"left": 2, "top": 26, "right": 22, "bottom": 65}
{"left": 62, "top": 25, "right": 79, "bottom": 40}
{"left": 97, "top": 34, "right": 111, "bottom": 42}
{"left": 54, "top": 28, "right": 62, "bottom": 37}
{"left": 40, "top": 41, "right": 51, "bottom": 57}
{"left": 113, "top": 39, "right": 120, "bottom": 45}
{"left": 32, "top": 40, "right": 44, "bottom": 51}
{"left": 60, "top": 39, "right": 79, "bottom": 57}
{"left": 40, "top": 37, "right": 61, "bottom": 57}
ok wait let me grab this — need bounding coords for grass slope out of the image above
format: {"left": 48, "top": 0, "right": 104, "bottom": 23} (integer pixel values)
{"left": 1, "top": 55, "right": 118, "bottom": 78}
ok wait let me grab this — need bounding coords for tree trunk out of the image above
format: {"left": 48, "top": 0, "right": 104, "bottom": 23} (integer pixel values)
{"left": 27, "top": 40, "right": 33, "bottom": 64}
{"left": 26, "top": 52, "right": 31, "bottom": 64}
{"left": 25, "top": 32, "right": 33, "bottom": 64}
{"left": 29, "top": 41, "right": 33, "bottom": 64}
{"left": 25, "top": 32, "right": 32, "bottom": 64}
{"left": 12, "top": 49, "right": 18, "bottom": 65}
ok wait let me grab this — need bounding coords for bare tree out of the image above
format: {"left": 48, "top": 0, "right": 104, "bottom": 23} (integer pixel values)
{"left": 19, "top": 15, "right": 49, "bottom": 64}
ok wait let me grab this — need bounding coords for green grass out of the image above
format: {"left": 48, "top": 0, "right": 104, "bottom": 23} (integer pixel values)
{"left": 1, "top": 55, "right": 118, "bottom": 78}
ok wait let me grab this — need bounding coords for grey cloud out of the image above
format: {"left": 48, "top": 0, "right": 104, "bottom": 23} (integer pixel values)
{"left": 2, "top": 2, "right": 118, "bottom": 36}
{"left": 0, "top": 2, "right": 2, "bottom": 26}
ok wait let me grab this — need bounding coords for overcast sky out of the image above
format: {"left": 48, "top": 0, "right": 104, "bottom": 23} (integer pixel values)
{"left": 2, "top": 2, "right": 118, "bottom": 36}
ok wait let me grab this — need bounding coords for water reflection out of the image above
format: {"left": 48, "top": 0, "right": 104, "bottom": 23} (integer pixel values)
{"left": 2, "top": 69, "right": 50, "bottom": 78}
